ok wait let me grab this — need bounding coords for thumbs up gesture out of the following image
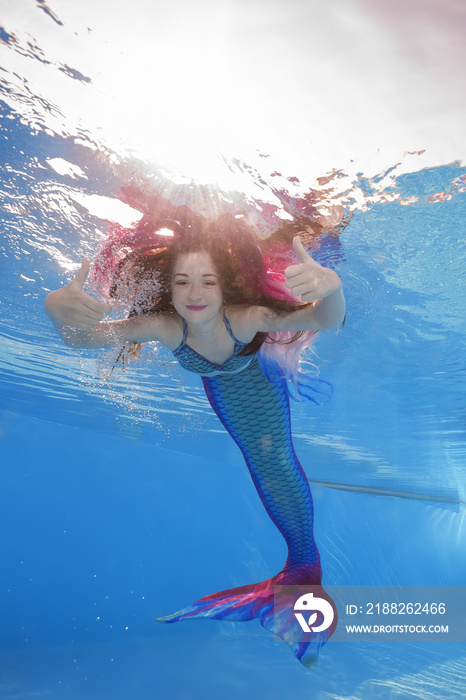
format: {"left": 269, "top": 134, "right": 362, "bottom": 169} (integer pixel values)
{"left": 284, "top": 237, "right": 341, "bottom": 302}
{"left": 44, "top": 259, "right": 112, "bottom": 328}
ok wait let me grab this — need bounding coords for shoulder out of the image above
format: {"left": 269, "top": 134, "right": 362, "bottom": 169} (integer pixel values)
{"left": 144, "top": 312, "right": 185, "bottom": 350}
{"left": 110, "top": 311, "right": 184, "bottom": 350}
{"left": 227, "top": 302, "right": 322, "bottom": 335}
{"left": 226, "top": 304, "right": 278, "bottom": 342}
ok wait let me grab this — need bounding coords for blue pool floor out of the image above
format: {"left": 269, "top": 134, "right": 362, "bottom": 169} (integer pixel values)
{"left": 2, "top": 626, "right": 466, "bottom": 699}
{"left": 1, "top": 410, "right": 466, "bottom": 699}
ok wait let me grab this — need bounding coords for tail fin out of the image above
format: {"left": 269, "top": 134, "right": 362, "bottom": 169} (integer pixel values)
{"left": 157, "top": 575, "right": 337, "bottom": 669}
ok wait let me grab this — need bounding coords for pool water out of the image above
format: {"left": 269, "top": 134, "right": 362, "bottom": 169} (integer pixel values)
{"left": 1, "top": 2, "right": 466, "bottom": 699}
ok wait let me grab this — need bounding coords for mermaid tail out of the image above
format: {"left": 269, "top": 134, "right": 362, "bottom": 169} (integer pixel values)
{"left": 157, "top": 576, "right": 336, "bottom": 669}
{"left": 158, "top": 356, "right": 336, "bottom": 667}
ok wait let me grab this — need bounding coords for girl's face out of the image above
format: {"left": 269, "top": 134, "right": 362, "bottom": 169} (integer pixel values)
{"left": 171, "top": 251, "right": 224, "bottom": 325}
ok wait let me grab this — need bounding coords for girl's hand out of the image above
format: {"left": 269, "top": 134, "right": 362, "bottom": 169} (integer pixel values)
{"left": 284, "top": 236, "right": 342, "bottom": 302}
{"left": 45, "top": 259, "right": 112, "bottom": 329}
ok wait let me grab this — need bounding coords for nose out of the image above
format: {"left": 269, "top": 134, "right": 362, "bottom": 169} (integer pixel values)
{"left": 189, "top": 283, "right": 202, "bottom": 301}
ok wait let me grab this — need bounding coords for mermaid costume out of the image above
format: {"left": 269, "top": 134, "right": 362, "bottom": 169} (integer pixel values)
{"left": 158, "top": 315, "right": 336, "bottom": 667}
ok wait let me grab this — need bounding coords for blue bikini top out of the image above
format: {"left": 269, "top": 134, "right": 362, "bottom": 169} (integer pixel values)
{"left": 172, "top": 315, "right": 255, "bottom": 377}
{"left": 172, "top": 314, "right": 333, "bottom": 404}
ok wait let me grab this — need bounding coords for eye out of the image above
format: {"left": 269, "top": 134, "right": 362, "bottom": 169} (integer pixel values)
{"left": 174, "top": 279, "right": 188, "bottom": 286}
{"left": 203, "top": 279, "right": 217, "bottom": 286}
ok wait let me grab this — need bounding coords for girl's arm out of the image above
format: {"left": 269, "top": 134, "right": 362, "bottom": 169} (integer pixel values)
{"left": 233, "top": 237, "right": 346, "bottom": 336}
{"left": 44, "top": 259, "right": 179, "bottom": 349}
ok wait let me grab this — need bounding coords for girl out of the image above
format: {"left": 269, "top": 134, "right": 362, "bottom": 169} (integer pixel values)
{"left": 45, "top": 213, "right": 346, "bottom": 668}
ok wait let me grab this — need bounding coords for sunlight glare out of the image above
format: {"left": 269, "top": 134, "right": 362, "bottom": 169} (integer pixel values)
{"left": 1, "top": 0, "right": 465, "bottom": 189}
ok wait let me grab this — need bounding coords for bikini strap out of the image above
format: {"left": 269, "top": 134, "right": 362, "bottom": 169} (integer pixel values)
{"left": 182, "top": 314, "right": 243, "bottom": 347}
{"left": 223, "top": 313, "right": 244, "bottom": 345}
{"left": 181, "top": 319, "right": 188, "bottom": 344}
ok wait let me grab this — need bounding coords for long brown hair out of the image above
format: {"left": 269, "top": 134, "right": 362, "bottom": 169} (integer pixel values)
{"left": 107, "top": 212, "right": 311, "bottom": 369}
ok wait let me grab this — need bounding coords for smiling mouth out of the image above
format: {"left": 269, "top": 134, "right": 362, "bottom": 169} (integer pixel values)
{"left": 186, "top": 305, "right": 207, "bottom": 311}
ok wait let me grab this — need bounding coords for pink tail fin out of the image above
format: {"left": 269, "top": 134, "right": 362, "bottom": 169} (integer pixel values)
{"left": 157, "top": 576, "right": 337, "bottom": 669}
